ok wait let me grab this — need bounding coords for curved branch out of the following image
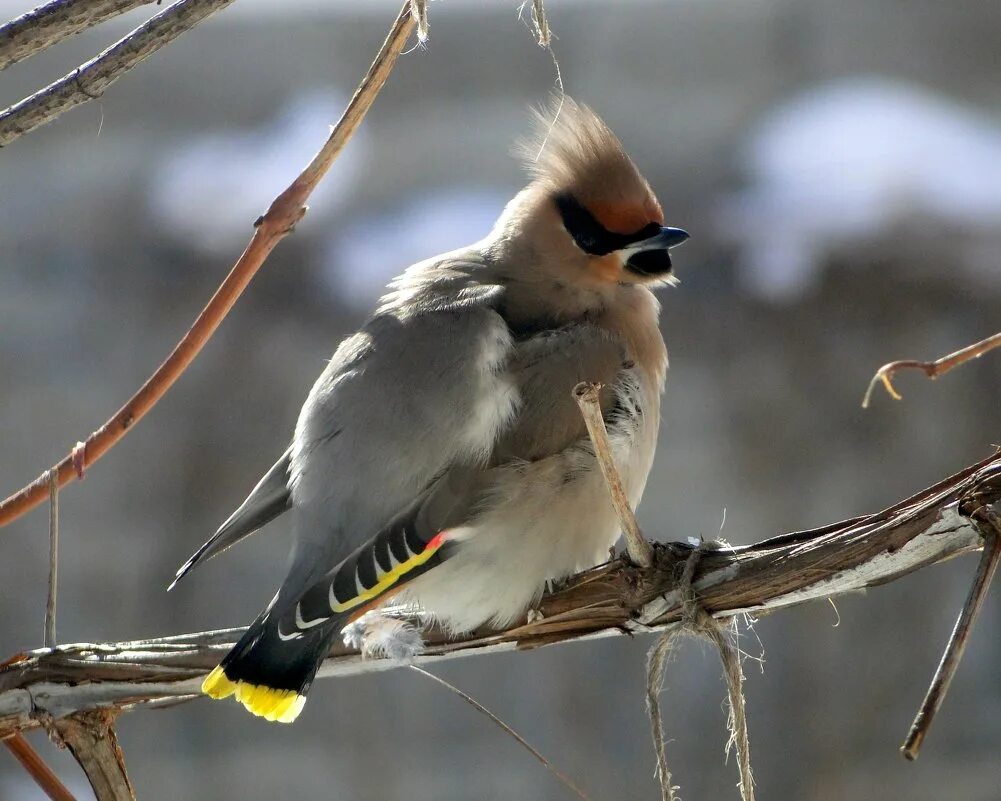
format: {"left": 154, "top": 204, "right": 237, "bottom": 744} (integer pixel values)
{"left": 862, "top": 332, "right": 1001, "bottom": 408}
{"left": 0, "top": 0, "right": 158, "bottom": 71}
{"left": 1, "top": 450, "right": 997, "bottom": 737}
{"left": 0, "top": 1, "right": 416, "bottom": 529}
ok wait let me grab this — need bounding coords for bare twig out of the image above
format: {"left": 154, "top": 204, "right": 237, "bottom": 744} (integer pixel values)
{"left": 54, "top": 711, "right": 134, "bottom": 801}
{"left": 3, "top": 733, "right": 77, "bottom": 801}
{"left": 2, "top": 450, "right": 997, "bottom": 738}
{"left": 410, "top": 666, "right": 594, "bottom": 801}
{"left": 0, "top": 0, "right": 157, "bottom": 70}
{"left": 573, "top": 382, "right": 654, "bottom": 567}
{"left": 45, "top": 470, "right": 58, "bottom": 648}
{"left": 0, "top": 1, "right": 416, "bottom": 529}
{"left": 862, "top": 332, "right": 1001, "bottom": 408}
{"left": 900, "top": 505, "right": 1000, "bottom": 760}
{"left": 0, "top": 0, "right": 239, "bottom": 147}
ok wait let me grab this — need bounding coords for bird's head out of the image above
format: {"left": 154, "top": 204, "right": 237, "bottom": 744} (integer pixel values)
{"left": 503, "top": 97, "right": 688, "bottom": 290}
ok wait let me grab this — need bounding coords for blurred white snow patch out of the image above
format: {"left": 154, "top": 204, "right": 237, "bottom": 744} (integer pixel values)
{"left": 321, "top": 188, "right": 506, "bottom": 308}
{"left": 148, "top": 91, "right": 366, "bottom": 253}
{"left": 718, "top": 78, "right": 1001, "bottom": 300}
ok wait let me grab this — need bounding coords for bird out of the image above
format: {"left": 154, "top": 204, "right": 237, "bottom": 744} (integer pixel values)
{"left": 172, "top": 98, "right": 689, "bottom": 723}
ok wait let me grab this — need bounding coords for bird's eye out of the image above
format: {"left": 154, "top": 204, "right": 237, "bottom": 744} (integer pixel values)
{"left": 554, "top": 193, "right": 660, "bottom": 256}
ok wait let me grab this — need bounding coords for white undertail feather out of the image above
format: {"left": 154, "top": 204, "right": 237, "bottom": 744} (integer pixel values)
{"left": 342, "top": 612, "right": 426, "bottom": 660}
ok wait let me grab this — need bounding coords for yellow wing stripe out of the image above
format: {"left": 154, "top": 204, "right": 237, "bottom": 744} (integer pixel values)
{"left": 330, "top": 531, "right": 447, "bottom": 614}
{"left": 202, "top": 666, "right": 305, "bottom": 723}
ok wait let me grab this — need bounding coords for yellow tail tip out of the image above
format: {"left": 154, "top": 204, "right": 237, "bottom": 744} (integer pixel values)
{"left": 202, "top": 666, "right": 305, "bottom": 723}
{"left": 202, "top": 666, "right": 238, "bottom": 699}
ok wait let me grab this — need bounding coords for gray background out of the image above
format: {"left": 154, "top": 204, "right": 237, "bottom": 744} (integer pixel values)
{"left": 1, "top": 0, "right": 999, "bottom": 799}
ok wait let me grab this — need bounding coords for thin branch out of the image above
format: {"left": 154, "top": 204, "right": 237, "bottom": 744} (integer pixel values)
{"left": 2, "top": 450, "right": 997, "bottom": 737}
{"left": 3, "top": 733, "right": 78, "bottom": 801}
{"left": 0, "top": 1, "right": 416, "bottom": 529}
{"left": 44, "top": 469, "right": 58, "bottom": 648}
{"left": 573, "top": 381, "right": 654, "bottom": 568}
{"left": 862, "top": 332, "right": 1001, "bottom": 408}
{"left": 410, "top": 666, "right": 594, "bottom": 801}
{"left": 0, "top": 0, "right": 239, "bottom": 147}
{"left": 0, "top": 0, "right": 157, "bottom": 71}
{"left": 900, "top": 506, "right": 1000, "bottom": 760}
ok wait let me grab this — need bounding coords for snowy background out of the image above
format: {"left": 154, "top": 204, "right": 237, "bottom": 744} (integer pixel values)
{"left": 1, "top": 1, "right": 1000, "bottom": 799}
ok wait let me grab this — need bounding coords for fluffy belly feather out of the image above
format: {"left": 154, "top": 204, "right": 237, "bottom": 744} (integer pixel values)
{"left": 397, "top": 367, "right": 661, "bottom": 633}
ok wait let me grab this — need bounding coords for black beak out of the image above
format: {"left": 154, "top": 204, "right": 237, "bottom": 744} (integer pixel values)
{"left": 624, "top": 226, "right": 690, "bottom": 277}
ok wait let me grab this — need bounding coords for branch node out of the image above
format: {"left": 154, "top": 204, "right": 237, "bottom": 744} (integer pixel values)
{"left": 71, "top": 441, "right": 87, "bottom": 479}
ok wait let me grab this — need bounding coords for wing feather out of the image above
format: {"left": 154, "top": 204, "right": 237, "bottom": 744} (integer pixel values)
{"left": 170, "top": 447, "right": 292, "bottom": 588}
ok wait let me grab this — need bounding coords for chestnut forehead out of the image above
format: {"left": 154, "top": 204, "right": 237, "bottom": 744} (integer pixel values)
{"left": 554, "top": 193, "right": 662, "bottom": 256}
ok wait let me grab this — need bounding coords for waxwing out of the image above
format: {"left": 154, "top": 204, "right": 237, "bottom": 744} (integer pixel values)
{"left": 172, "top": 98, "right": 689, "bottom": 722}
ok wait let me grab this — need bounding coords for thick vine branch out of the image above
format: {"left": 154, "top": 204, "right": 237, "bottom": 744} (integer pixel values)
{"left": 0, "top": 0, "right": 158, "bottom": 70}
{"left": 0, "top": 1, "right": 416, "bottom": 528}
{"left": 1, "top": 450, "right": 997, "bottom": 738}
{"left": 0, "top": 0, "right": 239, "bottom": 147}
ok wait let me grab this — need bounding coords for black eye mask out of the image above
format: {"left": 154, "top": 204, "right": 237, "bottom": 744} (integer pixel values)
{"left": 554, "top": 192, "right": 662, "bottom": 256}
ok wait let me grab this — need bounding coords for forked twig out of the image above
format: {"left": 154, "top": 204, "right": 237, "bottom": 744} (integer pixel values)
{"left": 862, "top": 332, "right": 1001, "bottom": 408}
{"left": 900, "top": 506, "right": 1000, "bottom": 760}
{"left": 410, "top": 666, "right": 595, "bottom": 801}
{"left": 573, "top": 382, "right": 654, "bottom": 567}
{"left": 0, "top": 1, "right": 416, "bottom": 529}
{"left": 3, "top": 733, "right": 78, "bottom": 801}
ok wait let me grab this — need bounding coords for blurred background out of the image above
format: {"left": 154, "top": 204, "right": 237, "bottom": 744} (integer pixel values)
{"left": 2, "top": 0, "right": 999, "bottom": 798}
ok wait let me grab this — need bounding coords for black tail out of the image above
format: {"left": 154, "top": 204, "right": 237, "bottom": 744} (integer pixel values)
{"left": 202, "top": 612, "right": 344, "bottom": 723}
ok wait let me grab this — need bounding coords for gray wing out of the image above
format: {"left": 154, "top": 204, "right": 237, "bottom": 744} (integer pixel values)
{"left": 277, "top": 323, "right": 630, "bottom": 636}
{"left": 280, "top": 284, "right": 516, "bottom": 598}
{"left": 170, "top": 447, "right": 292, "bottom": 588}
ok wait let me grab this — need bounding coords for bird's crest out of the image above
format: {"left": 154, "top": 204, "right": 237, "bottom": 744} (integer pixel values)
{"left": 517, "top": 96, "right": 663, "bottom": 233}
